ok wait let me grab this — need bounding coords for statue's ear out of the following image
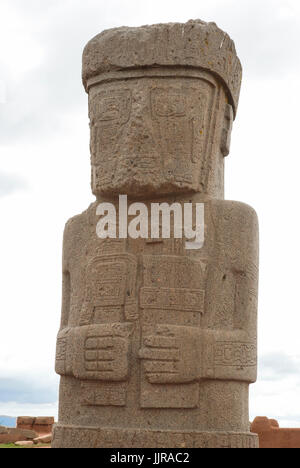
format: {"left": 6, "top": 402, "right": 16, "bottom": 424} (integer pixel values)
{"left": 221, "top": 104, "right": 234, "bottom": 157}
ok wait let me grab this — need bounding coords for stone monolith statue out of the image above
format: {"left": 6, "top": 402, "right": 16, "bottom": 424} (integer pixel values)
{"left": 53, "top": 20, "right": 259, "bottom": 448}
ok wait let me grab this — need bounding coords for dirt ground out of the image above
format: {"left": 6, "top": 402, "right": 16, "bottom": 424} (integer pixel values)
{"left": 0, "top": 443, "right": 51, "bottom": 449}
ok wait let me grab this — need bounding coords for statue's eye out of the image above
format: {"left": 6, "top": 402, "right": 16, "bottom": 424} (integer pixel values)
{"left": 152, "top": 90, "right": 186, "bottom": 117}
{"left": 98, "top": 97, "right": 121, "bottom": 121}
{"left": 93, "top": 90, "right": 132, "bottom": 124}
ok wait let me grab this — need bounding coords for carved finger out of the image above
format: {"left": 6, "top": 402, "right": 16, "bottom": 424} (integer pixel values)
{"left": 96, "top": 361, "right": 114, "bottom": 372}
{"left": 85, "top": 323, "right": 133, "bottom": 342}
{"left": 96, "top": 349, "right": 115, "bottom": 361}
{"left": 84, "top": 361, "right": 113, "bottom": 372}
{"left": 143, "top": 335, "right": 177, "bottom": 349}
{"left": 95, "top": 337, "right": 114, "bottom": 349}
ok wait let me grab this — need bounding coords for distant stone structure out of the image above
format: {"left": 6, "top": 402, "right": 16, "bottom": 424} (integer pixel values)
{"left": 251, "top": 417, "right": 300, "bottom": 448}
{"left": 0, "top": 426, "right": 37, "bottom": 444}
{"left": 53, "top": 20, "right": 259, "bottom": 448}
{"left": 17, "top": 417, "right": 54, "bottom": 435}
{"left": 0, "top": 417, "right": 54, "bottom": 445}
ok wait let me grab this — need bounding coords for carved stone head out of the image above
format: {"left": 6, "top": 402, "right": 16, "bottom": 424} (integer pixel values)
{"left": 82, "top": 20, "right": 242, "bottom": 198}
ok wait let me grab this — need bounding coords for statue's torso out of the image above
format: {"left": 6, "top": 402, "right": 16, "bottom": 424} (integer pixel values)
{"left": 56, "top": 198, "right": 258, "bottom": 433}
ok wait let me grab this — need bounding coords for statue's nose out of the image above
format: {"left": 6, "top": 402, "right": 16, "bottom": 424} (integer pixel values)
{"left": 121, "top": 98, "right": 155, "bottom": 152}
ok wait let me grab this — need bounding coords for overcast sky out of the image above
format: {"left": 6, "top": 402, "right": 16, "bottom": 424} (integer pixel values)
{"left": 0, "top": 0, "right": 300, "bottom": 427}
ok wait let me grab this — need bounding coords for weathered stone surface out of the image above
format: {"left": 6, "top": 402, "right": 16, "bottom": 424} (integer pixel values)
{"left": 53, "top": 426, "right": 258, "bottom": 448}
{"left": 15, "top": 440, "right": 34, "bottom": 447}
{"left": 33, "top": 417, "right": 54, "bottom": 435}
{"left": 33, "top": 434, "right": 52, "bottom": 444}
{"left": 11, "top": 428, "right": 37, "bottom": 439}
{"left": 82, "top": 20, "right": 242, "bottom": 115}
{"left": 17, "top": 416, "right": 54, "bottom": 435}
{"left": 0, "top": 428, "right": 38, "bottom": 444}
{"left": 17, "top": 416, "right": 34, "bottom": 426}
{"left": 16, "top": 416, "right": 34, "bottom": 431}
{"left": 0, "top": 426, "right": 8, "bottom": 435}
{"left": 54, "top": 19, "right": 259, "bottom": 448}
{"left": 34, "top": 417, "right": 54, "bottom": 426}
{"left": 251, "top": 417, "right": 300, "bottom": 449}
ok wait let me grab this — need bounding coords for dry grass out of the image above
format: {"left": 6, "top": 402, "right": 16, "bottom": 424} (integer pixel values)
{"left": 0, "top": 443, "right": 51, "bottom": 449}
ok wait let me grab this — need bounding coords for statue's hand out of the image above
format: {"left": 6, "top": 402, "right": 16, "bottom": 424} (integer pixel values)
{"left": 139, "top": 325, "right": 202, "bottom": 384}
{"left": 73, "top": 323, "right": 133, "bottom": 382}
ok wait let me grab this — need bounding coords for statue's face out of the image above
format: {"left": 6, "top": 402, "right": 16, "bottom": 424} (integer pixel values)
{"left": 88, "top": 73, "right": 225, "bottom": 197}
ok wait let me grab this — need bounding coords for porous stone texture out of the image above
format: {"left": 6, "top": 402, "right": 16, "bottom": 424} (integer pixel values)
{"left": 82, "top": 20, "right": 242, "bottom": 115}
{"left": 53, "top": 20, "right": 259, "bottom": 448}
{"left": 251, "top": 417, "right": 300, "bottom": 449}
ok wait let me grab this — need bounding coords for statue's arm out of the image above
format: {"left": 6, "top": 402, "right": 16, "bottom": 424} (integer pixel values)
{"left": 55, "top": 213, "right": 134, "bottom": 381}
{"left": 55, "top": 217, "right": 77, "bottom": 377}
{"left": 139, "top": 202, "right": 259, "bottom": 385}
{"left": 202, "top": 201, "right": 259, "bottom": 383}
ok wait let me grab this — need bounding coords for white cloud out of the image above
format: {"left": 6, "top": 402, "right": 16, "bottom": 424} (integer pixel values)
{"left": 0, "top": 3, "right": 44, "bottom": 81}
{"left": 0, "top": 402, "right": 58, "bottom": 419}
{"left": 0, "top": 82, "right": 6, "bottom": 104}
{"left": 0, "top": 172, "right": 27, "bottom": 197}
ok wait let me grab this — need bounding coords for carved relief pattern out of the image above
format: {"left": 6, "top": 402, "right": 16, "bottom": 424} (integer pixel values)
{"left": 73, "top": 323, "right": 133, "bottom": 382}
{"left": 215, "top": 342, "right": 256, "bottom": 367}
{"left": 151, "top": 87, "right": 208, "bottom": 186}
{"left": 139, "top": 255, "right": 207, "bottom": 408}
{"left": 90, "top": 89, "right": 132, "bottom": 191}
{"left": 80, "top": 254, "right": 138, "bottom": 326}
{"left": 89, "top": 80, "right": 216, "bottom": 195}
{"left": 140, "top": 287, "right": 205, "bottom": 312}
{"left": 81, "top": 382, "right": 127, "bottom": 407}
